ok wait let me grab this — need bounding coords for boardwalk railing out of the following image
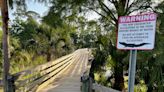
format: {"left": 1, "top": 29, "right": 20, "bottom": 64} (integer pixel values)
{"left": 80, "top": 50, "right": 120, "bottom": 92}
{"left": 81, "top": 51, "right": 93, "bottom": 92}
{"left": 8, "top": 51, "right": 78, "bottom": 92}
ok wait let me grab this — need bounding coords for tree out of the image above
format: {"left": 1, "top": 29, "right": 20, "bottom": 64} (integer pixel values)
{"left": 74, "top": 17, "right": 99, "bottom": 48}
{"left": 0, "top": 0, "right": 10, "bottom": 91}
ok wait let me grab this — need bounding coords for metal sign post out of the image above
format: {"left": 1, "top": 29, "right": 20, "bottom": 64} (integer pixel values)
{"left": 128, "top": 50, "right": 137, "bottom": 92}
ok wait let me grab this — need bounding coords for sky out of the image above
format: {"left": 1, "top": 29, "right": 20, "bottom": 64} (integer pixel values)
{"left": 9, "top": 1, "right": 100, "bottom": 21}
{"left": 26, "top": 1, "right": 49, "bottom": 16}
{"left": 9, "top": 0, "right": 163, "bottom": 21}
{"left": 9, "top": 1, "right": 49, "bottom": 20}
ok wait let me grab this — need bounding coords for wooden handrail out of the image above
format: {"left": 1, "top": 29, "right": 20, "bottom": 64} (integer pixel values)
{"left": 13, "top": 53, "right": 74, "bottom": 79}
{"left": 9, "top": 50, "right": 80, "bottom": 92}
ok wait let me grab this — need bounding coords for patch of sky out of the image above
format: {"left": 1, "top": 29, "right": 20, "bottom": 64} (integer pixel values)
{"left": 9, "top": 1, "right": 49, "bottom": 20}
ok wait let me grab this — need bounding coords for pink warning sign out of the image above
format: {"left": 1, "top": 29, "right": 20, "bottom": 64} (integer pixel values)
{"left": 117, "top": 13, "right": 157, "bottom": 50}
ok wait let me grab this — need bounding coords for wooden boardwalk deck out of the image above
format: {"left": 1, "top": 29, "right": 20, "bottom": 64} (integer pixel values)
{"left": 39, "top": 49, "right": 89, "bottom": 92}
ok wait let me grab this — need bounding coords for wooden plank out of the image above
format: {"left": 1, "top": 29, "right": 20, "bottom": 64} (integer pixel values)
{"left": 19, "top": 53, "right": 80, "bottom": 91}
{"left": 13, "top": 49, "right": 82, "bottom": 91}
{"left": 16, "top": 61, "right": 70, "bottom": 92}
{"left": 13, "top": 53, "right": 75, "bottom": 80}
{"left": 38, "top": 49, "right": 89, "bottom": 92}
{"left": 15, "top": 56, "right": 74, "bottom": 88}
{"left": 36, "top": 53, "right": 81, "bottom": 92}
{"left": 25, "top": 61, "right": 71, "bottom": 91}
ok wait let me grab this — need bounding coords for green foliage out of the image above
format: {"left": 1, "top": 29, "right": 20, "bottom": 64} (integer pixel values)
{"left": 134, "top": 81, "right": 147, "bottom": 92}
{"left": 136, "top": 33, "right": 164, "bottom": 91}
{"left": 7, "top": 6, "right": 77, "bottom": 74}
{"left": 42, "top": 12, "right": 63, "bottom": 28}
{"left": 94, "top": 72, "right": 109, "bottom": 86}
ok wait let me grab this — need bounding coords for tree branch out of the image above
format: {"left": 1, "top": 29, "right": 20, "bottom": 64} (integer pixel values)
{"left": 125, "top": 0, "right": 130, "bottom": 11}
{"left": 127, "top": 5, "right": 152, "bottom": 15}
{"left": 86, "top": 7, "right": 116, "bottom": 26}
{"left": 98, "top": 0, "right": 117, "bottom": 22}
{"left": 125, "top": 0, "right": 136, "bottom": 15}
{"left": 107, "top": 0, "right": 113, "bottom": 3}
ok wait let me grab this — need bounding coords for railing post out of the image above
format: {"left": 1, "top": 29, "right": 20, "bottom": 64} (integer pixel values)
{"left": 8, "top": 75, "right": 15, "bottom": 92}
{"left": 88, "top": 77, "right": 93, "bottom": 92}
{"left": 81, "top": 75, "right": 91, "bottom": 92}
{"left": 81, "top": 76, "right": 94, "bottom": 92}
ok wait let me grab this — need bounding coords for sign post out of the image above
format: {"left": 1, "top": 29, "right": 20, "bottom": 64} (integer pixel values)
{"left": 128, "top": 50, "right": 137, "bottom": 92}
{"left": 117, "top": 13, "right": 157, "bottom": 92}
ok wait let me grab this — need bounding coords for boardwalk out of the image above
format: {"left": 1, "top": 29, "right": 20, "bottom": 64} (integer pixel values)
{"left": 39, "top": 49, "right": 89, "bottom": 92}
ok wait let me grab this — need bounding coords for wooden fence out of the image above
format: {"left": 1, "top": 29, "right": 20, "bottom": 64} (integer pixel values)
{"left": 8, "top": 51, "right": 78, "bottom": 92}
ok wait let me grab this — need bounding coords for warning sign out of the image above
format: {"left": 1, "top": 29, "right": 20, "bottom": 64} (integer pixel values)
{"left": 117, "top": 13, "right": 157, "bottom": 50}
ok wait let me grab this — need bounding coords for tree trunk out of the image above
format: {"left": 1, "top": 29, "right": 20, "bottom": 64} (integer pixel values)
{"left": 0, "top": 0, "right": 10, "bottom": 92}
{"left": 109, "top": 38, "right": 125, "bottom": 90}
{"left": 113, "top": 65, "right": 124, "bottom": 91}
{"left": 111, "top": 20, "right": 125, "bottom": 91}
{"left": 46, "top": 48, "right": 51, "bottom": 62}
